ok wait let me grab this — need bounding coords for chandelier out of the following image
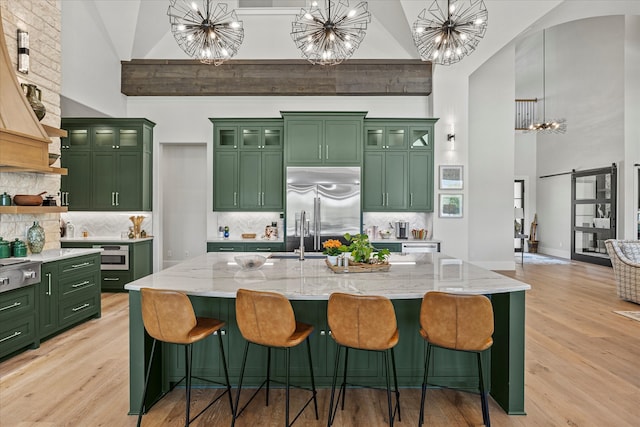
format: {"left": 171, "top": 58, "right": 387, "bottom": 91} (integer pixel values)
{"left": 168, "top": 0, "right": 244, "bottom": 66}
{"left": 528, "top": 30, "right": 566, "bottom": 133}
{"left": 291, "top": 0, "right": 371, "bottom": 66}
{"left": 413, "top": 0, "right": 488, "bottom": 66}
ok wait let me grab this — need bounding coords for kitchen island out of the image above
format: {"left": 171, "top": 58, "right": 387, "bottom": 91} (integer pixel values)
{"left": 125, "top": 252, "right": 530, "bottom": 416}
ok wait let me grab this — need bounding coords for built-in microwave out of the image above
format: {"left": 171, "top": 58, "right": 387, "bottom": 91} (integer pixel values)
{"left": 93, "top": 245, "right": 129, "bottom": 270}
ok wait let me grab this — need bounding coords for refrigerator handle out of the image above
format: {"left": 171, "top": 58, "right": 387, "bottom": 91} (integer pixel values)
{"left": 315, "top": 197, "right": 321, "bottom": 250}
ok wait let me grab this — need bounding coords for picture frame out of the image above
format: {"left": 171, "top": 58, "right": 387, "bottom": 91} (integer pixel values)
{"left": 439, "top": 194, "right": 463, "bottom": 218}
{"left": 439, "top": 165, "right": 464, "bottom": 190}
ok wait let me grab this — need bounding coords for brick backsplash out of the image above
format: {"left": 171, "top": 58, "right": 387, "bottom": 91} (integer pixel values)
{"left": 0, "top": 1, "right": 63, "bottom": 252}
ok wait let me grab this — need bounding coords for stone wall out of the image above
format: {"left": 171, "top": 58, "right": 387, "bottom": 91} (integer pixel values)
{"left": 0, "top": 0, "right": 62, "bottom": 251}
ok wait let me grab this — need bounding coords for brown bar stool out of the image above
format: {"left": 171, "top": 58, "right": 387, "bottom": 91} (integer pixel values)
{"left": 137, "top": 288, "right": 233, "bottom": 427}
{"left": 232, "top": 288, "right": 318, "bottom": 427}
{"left": 327, "top": 292, "right": 401, "bottom": 427}
{"left": 418, "top": 291, "right": 494, "bottom": 427}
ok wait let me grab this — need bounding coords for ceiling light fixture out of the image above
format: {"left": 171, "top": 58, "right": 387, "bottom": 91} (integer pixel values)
{"left": 291, "top": 0, "right": 371, "bottom": 66}
{"left": 528, "top": 30, "right": 566, "bottom": 133}
{"left": 413, "top": 0, "right": 488, "bottom": 66}
{"left": 168, "top": 0, "right": 244, "bottom": 66}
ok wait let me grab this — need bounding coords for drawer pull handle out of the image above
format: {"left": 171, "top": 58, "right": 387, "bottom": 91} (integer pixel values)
{"left": 219, "top": 248, "right": 235, "bottom": 251}
{"left": 72, "top": 303, "right": 90, "bottom": 312}
{"left": 71, "top": 262, "right": 90, "bottom": 269}
{"left": 72, "top": 280, "right": 91, "bottom": 288}
{"left": 0, "top": 302, "right": 21, "bottom": 312}
{"left": 255, "top": 248, "right": 272, "bottom": 251}
{"left": 0, "top": 331, "right": 21, "bottom": 343}
{"left": 104, "top": 278, "right": 120, "bottom": 281}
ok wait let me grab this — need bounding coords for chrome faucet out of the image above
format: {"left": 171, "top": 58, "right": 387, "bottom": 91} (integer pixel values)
{"left": 295, "top": 210, "right": 305, "bottom": 260}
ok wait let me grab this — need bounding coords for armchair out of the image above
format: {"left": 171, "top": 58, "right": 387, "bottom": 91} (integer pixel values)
{"left": 605, "top": 240, "right": 640, "bottom": 304}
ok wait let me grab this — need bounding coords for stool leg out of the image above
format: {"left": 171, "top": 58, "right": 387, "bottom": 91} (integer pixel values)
{"left": 340, "top": 347, "right": 349, "bottom": 410}
{"left": 306, "top": 337, "right": 319, "bottom": 420}
{"left": 266, "top": 347, "right": 271, "bottom": 407}
{"left": 217, "top": 330, "right": 234, "bottom": 414}
{"left": 327, "top": 345, "right": 342, "bottom": 427}
{"left": 136, "top": 338, "right": 157, "bottom": 427}
{"left": 231, "top": 341, "right": 250, "bottom": 427}
{"left": 477, "top": 352, "right": 491, "bottom": 427}
{"left": 383, "top": 351, "right": 393, "bottom": 427}
{"left": 285, "top": 347, "right": 291, "bottom": 427}
{"left": 419, "top": 343, "right": 432, "bottom": 427}
{"left": 185, "top": 344, "right": 193, "bottom": 427}
{"left": 390, "top": 347, "right": 401, "bottom": 422}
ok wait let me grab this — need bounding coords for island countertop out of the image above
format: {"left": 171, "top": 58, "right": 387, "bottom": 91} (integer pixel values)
{"left": 124, "top": 252, "right": 530, "bottom": 299}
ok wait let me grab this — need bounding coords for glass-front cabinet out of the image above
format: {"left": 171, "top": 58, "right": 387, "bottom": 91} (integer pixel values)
{"left": 571, "top": 165, "right": 617, "bottom": 266}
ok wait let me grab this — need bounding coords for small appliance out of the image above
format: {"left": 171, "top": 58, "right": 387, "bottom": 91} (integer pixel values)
{"left": 395, "top": 221, "right": 409, "bottom": 239}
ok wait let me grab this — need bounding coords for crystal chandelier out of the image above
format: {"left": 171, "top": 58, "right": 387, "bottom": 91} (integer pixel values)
{"left": 413, "top": 0, "right": 488, "bottom": 66}
{"left": 291, "top": 0, "right": 371, "bottom": 66}
{"left": 528, "top": 30, "right": 566, "bottom": 133}
{"left": 168, "top": 0, "right": 244, "bottom": 66}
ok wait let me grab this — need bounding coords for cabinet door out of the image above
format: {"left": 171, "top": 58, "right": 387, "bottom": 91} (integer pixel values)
{"left": 408, "top": 151, "right": 433, "bottom": 211}
{"left": 324, "top": 119, "right": 361, "bottom": 164}
{"left": 62, "top": 127, "right": 91, "bottom": 150}
{"left": 61, "top": 151, "right": 92, "bottom": 210}
{"left": 214, "top": 125, "right": 239, "bottom": 150}
{"left": 386, "top": 126, "right": 408, "bottom": 150}
{"left": 117, "top": 126, "right": 142, "bottom": 150}
{"left": 262, "top": 126, "right": 283, "bottom": 150}
{"left": 384, "top": 152, "right": 408, "bottom": 210}
{"left": 92, "top": 152, "right": 117, "bottom": 210}
{"left": 101, "top": 270, "right": 131, "bottom": 292}
{"left": 131, "top": 240, "right": 153, "bottom": 281}
{"left": 38, "top": 262, "right": 58, "bottom": 338}
{"left": 116, "top": 152, "right": 142, "bottom": 210}
{"left": 92, "top": 126, "right": 117, "bottom": 150}
{"left": 213, "top": 151, "right": 238, "bottom": 210}
{"left": 239, "top": 151, "right": 262, "bottom": 210}
{"left": 363, "top": 152, "right": 386, "bottom": 211}
{"left": 409, "top": 126, "right": 433, "bottom": 150}
{"left": 240, "top": 126, "right": 261, "bottom": 149}
{"left": 285, "top": 120, "right": 323, "bottom": 164}
{"left": 364, "top": 126, "right": 385, "bottom": 150}
{"left": 261, "top": 151, "right": 283, "bottom": 210}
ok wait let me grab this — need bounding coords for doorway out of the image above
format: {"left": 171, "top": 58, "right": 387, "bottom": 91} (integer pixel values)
{"left": 161, "top": 144, "right": 207, "bottom": 269}
{"left": 514, "top": 180, "right": 525, "bottom": 252}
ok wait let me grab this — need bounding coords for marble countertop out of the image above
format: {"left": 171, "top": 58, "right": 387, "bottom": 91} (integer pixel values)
{"left": 61, "top": 236, "right": 154, "bottom": 243}
{"left": 370, "top": 239, "right": 441, "bottom": 244}
{"left": 125, "top": 252, "right": 530, "bottom": 300}
{"left": 207, "top": 237, "right": 284, "bottom": 243}
{"left": 15, "top": 248, "right": 102, "bottom": 263}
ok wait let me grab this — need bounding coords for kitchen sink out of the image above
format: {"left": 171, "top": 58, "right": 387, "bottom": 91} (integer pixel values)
{"left": 270, "top": 253, "right": 326, "bottom": 259}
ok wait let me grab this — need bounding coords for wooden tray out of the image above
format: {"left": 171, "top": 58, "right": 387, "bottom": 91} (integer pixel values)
{"left": 325, "top": 258, "right": 390, "bottom": 274}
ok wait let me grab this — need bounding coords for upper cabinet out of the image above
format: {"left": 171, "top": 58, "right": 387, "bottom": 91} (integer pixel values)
{"left": 283, "top": 112, "right": 365, "bottom": 166}
{"left": 60, "top": 118, "right": 155, "bottom": 211}
{"left": 362, "top": 118, "right": 437, "bottom": 212}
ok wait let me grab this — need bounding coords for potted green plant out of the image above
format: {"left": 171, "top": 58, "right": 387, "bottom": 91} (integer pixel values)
{"left": 344, "top": 233, "right": 390, "bottom": 265}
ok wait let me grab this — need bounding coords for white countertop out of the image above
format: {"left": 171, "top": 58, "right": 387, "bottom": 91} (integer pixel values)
{"left": 15, "top": 248, "right": 102, "bottom": 263}
{"left": 61, "top": 236, "right": 154, "bottom": 243}
{"left": 207, "top": 237, "right": 284, "bottom": 243}
{"left": 125, "top": 252, "right": 530, "bottom": 300}
{"left": 371, "top": 239, "right": 441, "bottom": 244}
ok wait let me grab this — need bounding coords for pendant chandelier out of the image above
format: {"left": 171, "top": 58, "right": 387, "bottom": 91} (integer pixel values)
{"left": 291, "top": 0, "right": 371, "bottom": 66}
{"left": 168, "top": 0, "right": 244, "bottom": 66}
{"left": 413, "top": 0, "right": 488, "bottom": 66}
{"left": 528, "top": 30, "right": 566, "bottom": 133}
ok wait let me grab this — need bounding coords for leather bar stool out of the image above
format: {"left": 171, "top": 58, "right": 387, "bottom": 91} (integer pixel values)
{"left": 137, "top": 288, "right": 233, "bottom": 427}
{"left": 232, "top": 288, "right": 319, "bottom": 427}
{"left": 327, "top": 292, "right": 401, "bottom": 427}
{"left": 418, "top": 291, "right": 494, "bottom": 427}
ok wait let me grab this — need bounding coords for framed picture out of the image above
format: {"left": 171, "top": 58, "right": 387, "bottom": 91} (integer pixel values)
{"left": 439, "top": 165, "right": 464, "bottom": 190}
{"left": 439, "top": 194, "right": 463, "bottom": 218}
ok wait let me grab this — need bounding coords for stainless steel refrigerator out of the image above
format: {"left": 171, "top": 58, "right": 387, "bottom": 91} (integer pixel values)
{"left": 286, "top": 166, "right": 361, "bottom": 252}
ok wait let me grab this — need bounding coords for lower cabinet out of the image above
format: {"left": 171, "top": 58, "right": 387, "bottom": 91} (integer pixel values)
{"left": 0, "top": 286, "right": 38, "bottom": 359}
{"left": 162, "top": 297, "right": 488, "bottom": 390}
{"left": 207, "top": 242, "right": 285, "bottom": 252}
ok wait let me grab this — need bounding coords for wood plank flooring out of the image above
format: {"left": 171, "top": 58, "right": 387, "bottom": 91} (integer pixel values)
{"left": 1, "top": 258, "right": 639, "bottom": 426}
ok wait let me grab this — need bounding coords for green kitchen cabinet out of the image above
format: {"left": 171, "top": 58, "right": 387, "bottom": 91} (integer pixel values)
{"left": 283, "top": 112, "right": 365, "bottom": 166}
{"left": 240, "top": 125, "right": 283, "bottom": 150}
{"left": 363, "top": 151, "right": 408, "bottom": 211}
{"left": 61, "top": 118, "right": 154, "bottom": 212}
{"left": 364, "top": 122, "right": 410, "bottom": 151}
{"left": 0, "top": 286, "right": 37, "bottom": 360}
{"left": 409, "top": 151, "right": 434, "bottom": 211}
{"left": 213, "top": 151, "right": 239, "bottom": 210}
{"left": 38, "top": 262, "right": 58, "bottom": 338}
{"left": 238, "top": 151, "right": 283, "bottom": 210}
{"left": 206, "top": 242, "right": 285, "bottom": 252}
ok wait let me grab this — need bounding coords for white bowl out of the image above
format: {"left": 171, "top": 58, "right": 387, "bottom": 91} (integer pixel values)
{"left": 234, "top": 255, "right": 267, "bottom": 270}
{"left": 379, "top": 231, "right": 392, "bottom": 239}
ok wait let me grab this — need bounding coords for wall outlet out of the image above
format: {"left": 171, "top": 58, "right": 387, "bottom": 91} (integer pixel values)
{"left": 167, "top": 249, "right": 172, "bottom": 257}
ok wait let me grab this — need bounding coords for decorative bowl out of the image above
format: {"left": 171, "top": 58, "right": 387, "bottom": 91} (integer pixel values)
{"left": 48, "top": 153, "right": 60, "bottom": 166}
{"left": 379, "top": 230, "right": 392, "bottom": 239}
{"left": 235, "top": 254, "right": 267, "bottom": 270}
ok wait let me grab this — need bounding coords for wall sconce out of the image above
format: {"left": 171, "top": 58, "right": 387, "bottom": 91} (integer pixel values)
{"left": 447, "top": 133, "right": 455, "bottom": 143}
{"left": 17, "top": 30, "right": 29, "bottom": 74}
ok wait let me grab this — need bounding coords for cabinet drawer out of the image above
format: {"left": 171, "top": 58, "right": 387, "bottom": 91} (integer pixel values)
{"left": 207, "top": 243, "right": 245, "bottom": 252}
{"left": 244, "top": 243, "right": 284, "bottom": 252}
{"left": 59, "top": 271, "right": 100, "bottom": 299}
{"left": 58, "top": 254, "right": 100, "bottom": 276}
{"left": 0, "top": 314, "right": 36, "bottom": 358}
{"left": 0, "top": 286, "right": 35, "bottom": 323}
{"left": 59, "top": 294, "right": 100, "bottom": 328}
{"left": 101, "top": 270, "right": 131, "bottom": 292}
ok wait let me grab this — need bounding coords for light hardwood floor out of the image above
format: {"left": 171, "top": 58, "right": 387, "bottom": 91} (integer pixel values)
{"left": 1, "top": 258, "right": 639, "bottom": 426}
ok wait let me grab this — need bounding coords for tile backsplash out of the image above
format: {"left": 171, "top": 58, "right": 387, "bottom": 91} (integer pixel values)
{"left": 363, "top": 212, "right": 433, "bottom": 239}
{"left": 61, "top": 212, "right": 153, "bottom": 238}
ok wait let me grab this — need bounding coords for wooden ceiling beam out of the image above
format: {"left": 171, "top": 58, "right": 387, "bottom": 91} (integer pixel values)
{"left": 121, "top": 59, "right": 432, "bottom": 96}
